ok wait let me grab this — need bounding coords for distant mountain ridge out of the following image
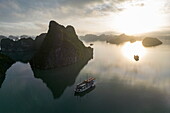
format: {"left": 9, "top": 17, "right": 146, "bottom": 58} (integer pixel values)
{"left": 80, "top": 34, "right": 114, "bottom": 42}
{"left": 80, "top": 33, "right": 141, "bottom": 44}
{"left": 1, "top": 38, "right": 35, "bottom": 52}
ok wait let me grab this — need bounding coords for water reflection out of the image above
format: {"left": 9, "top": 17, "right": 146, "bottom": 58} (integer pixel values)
{"left": 121, "top": 41, "right": 146, "bottom": 61}
{"left": 90, "top": 78, "right": 170, "bottom": 113}
{"left": 0, "top": 51, "right": 34, "bottom": 87}
{"left": 0, "top": 53, "right": 15, "bottom": 87}
{"left": 31, "top": 58, "right": 92, "bottom": 99}
{"left": 0, "top": 75, "right": 5, "bottom": 88}
{"left": 83, "top": 41, "right": 170, "bottom": 93}
{"left": 0, "top": 41, "right": 170, "bottom": 113}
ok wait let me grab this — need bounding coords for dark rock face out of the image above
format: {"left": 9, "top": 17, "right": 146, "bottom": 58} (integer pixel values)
{"left": 142, "top": 37, "right": 162, "bottom": 47}
{"left": 0, "top": 34, "right": 45, "bottom": 63}
{"left": 34, "top": 33, "right": 46, "bottom": 50}
{"left": 30, "top": 20, "right": 93, "bottom": 69}
{"left": 1, "top": 38, "right": 35, "bottom": 52}
{"left": 1, "top": 51, "right": 35, "bottom": 63}
{"left": 0, "top": 35, "right": 7, "bottom": 45}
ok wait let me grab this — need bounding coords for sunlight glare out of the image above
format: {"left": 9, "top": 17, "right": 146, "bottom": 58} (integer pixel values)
{"left": 122, "top": 41, "right": 146, "bottom": 61}
{"left": 113, "top": 0, "right": 165, "bottom": 35}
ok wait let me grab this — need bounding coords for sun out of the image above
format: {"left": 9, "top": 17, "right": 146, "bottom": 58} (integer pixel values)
{"left": 113, "top": 1, "right": 165, "bottom": 35}
{"left": 122, "top": 41, "right": 146, "bottom": 61}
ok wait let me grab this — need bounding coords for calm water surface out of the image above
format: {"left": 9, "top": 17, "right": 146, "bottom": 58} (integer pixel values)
{"left": 0, "top": 41, "right": 170, "bottom": 113}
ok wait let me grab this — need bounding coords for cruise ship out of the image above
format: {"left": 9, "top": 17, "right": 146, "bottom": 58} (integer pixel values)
{"left": 74, "top": 77, "right": 95, "bottom": 93}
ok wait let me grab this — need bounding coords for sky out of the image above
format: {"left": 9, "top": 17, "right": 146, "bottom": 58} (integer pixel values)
{"left": 0, "top": 0, "right": 170, "bottom": 36}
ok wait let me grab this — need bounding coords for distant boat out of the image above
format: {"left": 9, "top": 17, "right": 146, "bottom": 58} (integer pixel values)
{"left": 74, "top": 77, "right": 95, "bottom": 93}
{"left": 134, "top": 55, "right": 139, "bottom": 61}
{"left": 90, "top": 43, "right": 94, "bottom": 46}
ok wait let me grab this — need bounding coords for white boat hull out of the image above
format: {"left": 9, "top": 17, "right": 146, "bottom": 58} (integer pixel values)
{"left": 74, "top": 83, "right": 95, "bottom": 93}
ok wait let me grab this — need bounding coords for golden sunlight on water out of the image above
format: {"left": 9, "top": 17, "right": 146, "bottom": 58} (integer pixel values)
{"left": 121, "top": 41, "right": 146, "bottom": 61}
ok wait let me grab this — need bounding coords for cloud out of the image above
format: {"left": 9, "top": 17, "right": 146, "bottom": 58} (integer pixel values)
{"left": 0, "top": 0, "right": 131, "bottom": 35}
{"left": 0, "top": 21, "right": 44, "bottom": 35}
{"left": 0, "top": 0, "right": 131, "bottom": 23}
{"left": 0, "top": 0, "right": 169, "bottom": 35}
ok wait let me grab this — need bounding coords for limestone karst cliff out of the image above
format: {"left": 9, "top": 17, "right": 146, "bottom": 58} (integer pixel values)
{"left": 30, "top": 20, "right": 93, "bottom": 69}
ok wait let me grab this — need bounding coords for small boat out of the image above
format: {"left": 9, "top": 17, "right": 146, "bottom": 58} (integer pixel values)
{"left": 134, "top": 55, "right": 139, "bottom": 61}
{"left": 90, "top": 43, "right": 94, "bottom": 46}
{"left": 74, "top": 77, "right": 95, "bottom": 93}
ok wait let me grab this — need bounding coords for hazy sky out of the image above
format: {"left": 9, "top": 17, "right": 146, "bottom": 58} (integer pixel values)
{"left": 0, "top": 0, "right": 170, "bottom": 36}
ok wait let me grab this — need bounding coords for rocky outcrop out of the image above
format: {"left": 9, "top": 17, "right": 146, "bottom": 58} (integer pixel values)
{"left": 107, "top": 34, "right": 137, "bottom": 45}
{"left": 142, "top": 37, "right": 162, "bottom": 47}
{"left": 80, "top": 34, "right": 114, "bottom": 42}
{"left": 20, "top": 35, "right": 29, "bottom": 39}
{"left": 80, "top": 33, "right": 140, "bottom": 44}
{"left": 1, "top": 38, "right": 35, "bottom": 52}
{"left": 0, "top": 35, "right": 7, "bottom": 40}
{"left": 1, "top": 51, "right": 35, "bottom": 63}
{"left": 30, "top": 20, "right": 93, "bottom": 69}
{"left": 34, "top": 33, "right": 46, "bottom": 50}
{"left": 8, "top": 35, "right": 19, "bottom": 41}
{"left": 0, "top": 35, "right": 7, "bottom": 45}
{"left": 0, "top": 34, "right": 45, "bottom": 63}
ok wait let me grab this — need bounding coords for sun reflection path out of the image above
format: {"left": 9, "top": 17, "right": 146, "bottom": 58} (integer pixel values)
{"left": 121, "top": 41, "right": 146, "bottom": 61}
